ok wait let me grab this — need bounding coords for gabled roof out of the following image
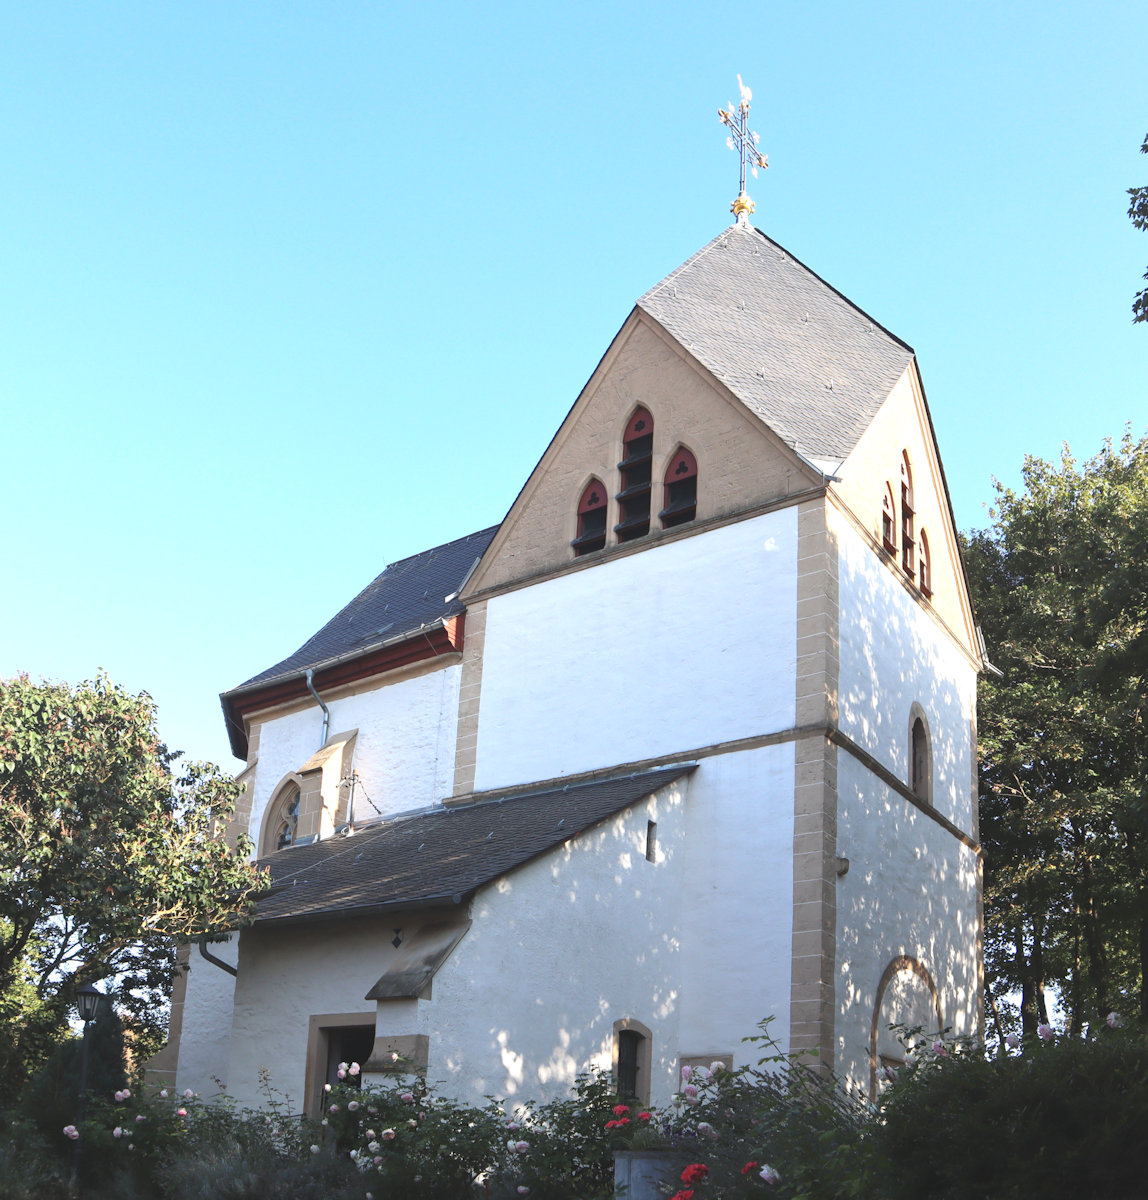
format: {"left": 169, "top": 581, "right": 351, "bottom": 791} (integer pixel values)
{"left": 231, "top": 526, "right": 498, "bottom": 693}
{"left": 252, "top": 764, "right": 695, "bottom": 925}
{"left": 639, "top": 222, "right": 914, "bottom": 466}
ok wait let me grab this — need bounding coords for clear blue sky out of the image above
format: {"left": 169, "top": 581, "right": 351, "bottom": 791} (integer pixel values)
{"left": 2, "top": 1, "right": 1145, "bottom": 771}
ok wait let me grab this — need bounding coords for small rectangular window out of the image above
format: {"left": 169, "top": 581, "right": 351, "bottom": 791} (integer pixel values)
{"left": 616, "top": 1029, "right": 641, "bottom": 1098}
{"left": 645, "top": 820, "right": 657, "bottom": 863}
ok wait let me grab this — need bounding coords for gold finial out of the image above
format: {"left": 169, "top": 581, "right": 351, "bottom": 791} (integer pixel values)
{"left": 718, "top": 75, "right": 768, "bottom": 223}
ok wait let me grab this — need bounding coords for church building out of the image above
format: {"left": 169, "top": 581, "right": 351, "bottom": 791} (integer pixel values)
{"left": 157, "top": 137, "right": 984, "bottom": 1112}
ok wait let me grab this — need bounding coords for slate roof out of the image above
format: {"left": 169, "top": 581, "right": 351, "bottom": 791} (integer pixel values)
{"left": 252, "top": 764, "right": 695, "bottom": 924}
{"left": 639, "top": 222, "right": 915, "bottom": 466}
{"left": 229, "top": 526, "right": 498, "bottom": 694}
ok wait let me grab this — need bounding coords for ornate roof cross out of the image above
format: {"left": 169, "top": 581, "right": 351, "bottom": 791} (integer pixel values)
{"left": 718, "top": 75, "right": 768, "bottom": 222}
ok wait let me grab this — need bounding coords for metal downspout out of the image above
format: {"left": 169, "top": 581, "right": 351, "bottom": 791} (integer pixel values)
{"left": 304, "top": 668, "right": 330, "bottom": 747}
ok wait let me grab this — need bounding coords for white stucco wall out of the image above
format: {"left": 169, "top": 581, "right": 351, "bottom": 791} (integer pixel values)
{"left": 227, "top": 915, "right": 400, "bottom": 1112}
{"left": 678, "top": 745, "right": 793, "bottom": 1059}
{"left": 219, "top": 754, "right": 796, "bottom": 1112}
{"left": 835, "top": 517, "right": 977, "bottom": 832}
{"left": 473, "top": 510, "right": 798, "bottom": 791}
{"left": 834, "top": 751, "right": 980, "bottom": 1088}
{"left": 175, "top": 933, "right": 239, "bottom": 1098}
{"left": 249, "top": 663, "right": 462, "bottom": 839}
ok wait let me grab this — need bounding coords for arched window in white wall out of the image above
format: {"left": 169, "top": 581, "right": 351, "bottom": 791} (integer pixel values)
{"left": 909, "top": 710, "right": 932, "bottom": 804}
{"left": 263, "top": 783, "right": 301, "bottom": 856}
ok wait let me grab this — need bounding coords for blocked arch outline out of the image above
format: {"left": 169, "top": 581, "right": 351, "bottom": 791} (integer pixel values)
{"left": 612, "top": 1016, "right": 653, "bottom": 1104}
{"left": 868, "top": 955, "right": 942, "bottom": 1101}
{"left": 908, "top": 702, "right": 933, "bottom": 805}
{"left": 258, "top": 771, "right": 306, "bottom": 857}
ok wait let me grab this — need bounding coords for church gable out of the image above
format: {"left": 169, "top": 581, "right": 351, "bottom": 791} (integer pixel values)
{"left": 830, "top": 364, "right": 981, "bottom": 664}
{"left": 465, "top": 309, "right": 815, "bottom": 598}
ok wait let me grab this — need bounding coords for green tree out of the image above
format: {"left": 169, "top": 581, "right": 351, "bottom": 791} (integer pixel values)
{"left": 965, "top": 433, "right": 1148, "bottom": 1038}
{"left": 0, "top": 675, "right": 266, "bottom": 1085}
{"left": 1130, "top": 133, "right": 1148, "bottom": 323}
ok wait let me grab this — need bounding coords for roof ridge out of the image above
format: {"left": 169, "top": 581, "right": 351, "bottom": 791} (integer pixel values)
{"left": 747, "top": 225, "right": 915, "bottom": 356}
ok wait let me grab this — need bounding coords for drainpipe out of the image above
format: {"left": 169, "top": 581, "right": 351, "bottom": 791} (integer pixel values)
{"left": 304, "top": 668, "right": 330, "bottom": 747}
{"left": 198, "top": 935, "right": 238, "bottom": 978}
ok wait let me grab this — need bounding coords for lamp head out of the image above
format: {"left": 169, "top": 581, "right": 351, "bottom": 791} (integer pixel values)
{"left": 75, "top": 982, "right": 102, "bottom": 1023}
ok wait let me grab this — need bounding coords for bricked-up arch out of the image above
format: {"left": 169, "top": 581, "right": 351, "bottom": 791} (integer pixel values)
{"left": 869, "top": 955, "right": 942, "bottom": 1101}
{"left": 660, "top": 446, "right": 698, "bottom": 529}
{"left": 571, "top": 477, "right": 608, "bottom": 556}
{"left": 615, "top": 407, "right": 654, "bottom": 542}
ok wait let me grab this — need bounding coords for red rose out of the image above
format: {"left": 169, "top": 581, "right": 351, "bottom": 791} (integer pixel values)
{"left": 681, "top": 1163, "right": 709, "bottom": 1184}
{"left": 742, "top": 1161, "right": 759, "bottom": 1174}
{"left": 612, "top": 1104, "right": 631, "bottom": 1117}
{"left": 638, "top": 1111, "right": 652, "bottom": 1121}
{"left": 669, "top": 1191, "right": 694, "bottom": 1200}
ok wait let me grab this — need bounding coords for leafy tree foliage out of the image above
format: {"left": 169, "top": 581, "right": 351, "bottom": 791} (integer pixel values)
{"left": 0, "top": 675, "right": 266, "bottom": 1083}
{"left": 1130, "top": 133, "right": 1148, "bottom": 323}
{"left": 965, "top": 433, "right": 1148, "bottom": 1037}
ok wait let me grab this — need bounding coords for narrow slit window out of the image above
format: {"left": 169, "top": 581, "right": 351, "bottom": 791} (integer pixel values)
{"left": 900, "top": 454, "right": 915, "bottom": 577}
{"left": 919, "top": 529, "right": 932, "bottom": 597}
{"left": 615, "top": 408, "right": 653, "bottom": 542}
{"left": 910, "top": 716, "right": 931, "bottom": 803}
{"left": 616, "top": 1029, "right": 641, "bottom": 1097}
{"left": 660, "top": 447, "right": 697, "bottom": 528}
{"left": 572, "top": 478, "right": 608, "bottom": 556}
{"left": 645, "top": 820, "right": 657, "bottom": 863}
{"left": 882, "top": 484, "right": 897, "bottom": 554}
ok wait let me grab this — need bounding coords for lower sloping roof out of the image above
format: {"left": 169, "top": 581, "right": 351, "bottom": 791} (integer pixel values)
{"left": 254, "top": 764, "right": 696, "bottom": 925}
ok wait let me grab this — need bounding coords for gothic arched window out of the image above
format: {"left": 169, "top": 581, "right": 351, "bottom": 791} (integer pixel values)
{"left": 615, "top": 408, "right": 654, "bottom": 542}
{"left": 900, "top": 453, "right": 915, "bottom": 577}
{"left": 882, "top": 483, "right": 897, "bottom": 554}
{"left": 572, "top": 478, "right": 608, "bottom": 557}
{"left": 919, "top": 529, "right": 933, "bottom": 598}
{"left": 910, "top": 714, "right": 931, "bottom": 804}
{"left": 266, "top": 784, "right": 301, "bottom": 855}
{"left": 660, "top": 447, "right": 698, "bottom": 529}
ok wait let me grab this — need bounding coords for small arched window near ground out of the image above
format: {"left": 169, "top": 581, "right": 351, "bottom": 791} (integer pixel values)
{"left": 572, "top": 478, "right": 608, "bottom": 556}
{"left": 612, "top": 1018, "right": 652, "bottom": 1103}
{"left": 615, "top": 408, "right": 654, "bottom": 542}
{"left": 900, "top": 453, "right": 915, "bottom": 577}
{"left": 918, "top": 529, "right": 933, "bottom": 597}
{"left": 910, "top": 710, "right": 931, "bottom": 803}
{"left": 881, "top": 483, "right": 897, "bottom": 554}
{"left": 660, "top": 447, "right": 698, "bottom": 529}
{"left": 266, "top": 784, "right": 300, "bottom": 855}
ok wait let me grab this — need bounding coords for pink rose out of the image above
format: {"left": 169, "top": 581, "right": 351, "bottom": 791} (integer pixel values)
{"left": 1038, "top": 1023, "right": 1053, "bottom": 1041}
{"left": 515, "top": 1140, "right": 530, "bottom": 1153}
{"left": 1005, "top": 1033, "right": 1020, "bottom": 1049}
{"left": 135, "top": 1115, "right": 145, "bottom": 1124}
{"left": 1107, "top": 1011, "right": 1122, "bottom": 1029}
{"left": 63, "top": 1126, "right": 79, "bottom": 1141}
{"left": 760, "top": 1164, "right": 781, "bottom": 1185}
{"left": 113, "top": 1127, "right": 123, "bottom": 1139}
{"left": 349, "top": 1062, "right": 360, "bottom": 1076}
{"left": 680, "top": 1065, "right": 692, "bottom": 1082}
{"left": 176, "top": 1108, "right": 187, "bottom": 1117}
{"left": 401, "top": 1092, "right": 414, "bottom": 1103}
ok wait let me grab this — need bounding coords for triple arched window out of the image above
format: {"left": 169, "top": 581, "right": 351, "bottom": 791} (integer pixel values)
{"left": 882, "top": 451, "right": 932, "bottom": 599}
{"left": 571, "top": 407, "right": 698, "bottom": 556}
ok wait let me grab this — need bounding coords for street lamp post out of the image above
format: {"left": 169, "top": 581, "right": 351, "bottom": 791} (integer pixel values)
{"left": 72, "top": 982, "right": 102, "bottom": 1187}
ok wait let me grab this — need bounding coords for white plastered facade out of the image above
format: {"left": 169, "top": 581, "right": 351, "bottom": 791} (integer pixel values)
{"left": 171, "top": 235, "right": 982, "bottom": 1111}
